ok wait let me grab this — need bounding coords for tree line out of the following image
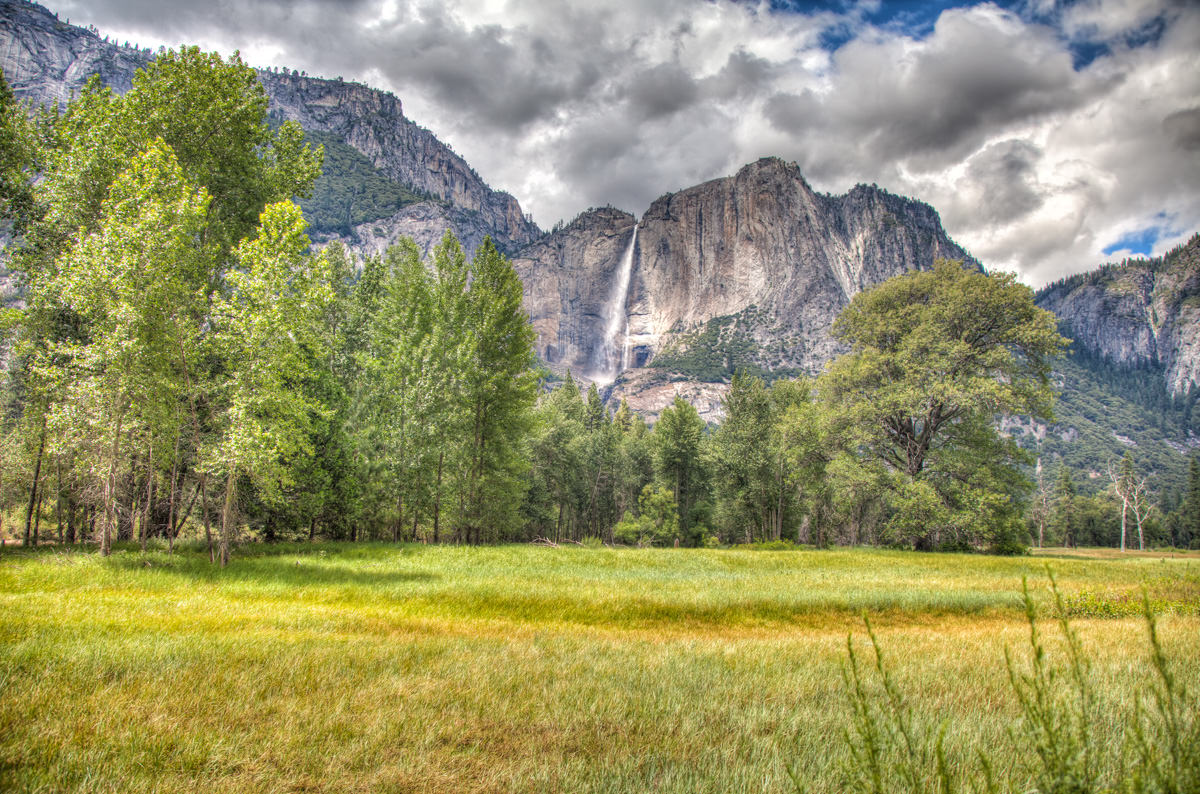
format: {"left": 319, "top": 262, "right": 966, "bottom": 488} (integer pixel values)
{"left": 2, "top": 50, "right": 1193, "bottom": 557}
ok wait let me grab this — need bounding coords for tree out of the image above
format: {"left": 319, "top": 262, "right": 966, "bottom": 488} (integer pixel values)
{"left": 455, "top": 237, "right": 538, "bottom": 543}
{"left": 5, "top": 47, "right": 322, "bottom": 559}
{"left": 208, "top": 202, "right": 333, "bottom": 565}
{"left": 1184, "top": 455, "right": 1200, "bottom": 548}
{"left": 652, "top": 395, "right": 706, "bottom": 542}
{"left": 361, "top": 239, "right": 437, "bottom": 541}
{"left": 0, "top": 67, "right": 36, "bottom": 229}
{"left": 613, "top": 484, "right": 678, "bottom": 547}
{"left": 43, "top": 141, "right": 211, "bottom": 555}
{"left": 711, "top": 373, "right": 777, "bottom": 542}
{"left": 1127, "top": 471, "right": 1152, "bottom": 551}
{"left": 1107, "top": 452, "right": 1137, "bottom": 552}
{"left": 820, "top": 260, "right": 1067, "bottom": 550}
{"left": 1052, "top": 466, "right": 1078, "bottom": 548}
{"left": 1030, "top": 457, "right": 1052, "bottom": 549}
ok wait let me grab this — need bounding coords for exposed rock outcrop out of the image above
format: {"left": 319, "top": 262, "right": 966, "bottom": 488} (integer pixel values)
{"left": 512, "top": 207, "right": 637, "bottom": 377}
{"left": 517, "top": 158, "right": 978, "bottom": 395}
{"left": 631, "top": 158, "right": 976, "bottom": 374}
{"left": 0, "top": 0, "right": 541, "bottom": 256}
{"left": 258, "top": 71, "right": 540, "bottom": 255}
{"left": 1036, "top": 234, "right": 1200, "bottom": 396}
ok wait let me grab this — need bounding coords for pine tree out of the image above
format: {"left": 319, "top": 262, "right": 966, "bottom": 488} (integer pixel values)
{"left": 1053, "top": 466, "right": 1078, "bottom": 548}
{"left": 1184, "top": 455, "right": 1200, "bottom": 548}
{"left": 653, "top": 395, "right": 706, "bottom": 542}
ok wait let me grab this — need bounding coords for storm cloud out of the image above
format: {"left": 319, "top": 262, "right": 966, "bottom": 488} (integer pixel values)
{"left": 53, "top": 0, "right": 1200, "bottom": 285}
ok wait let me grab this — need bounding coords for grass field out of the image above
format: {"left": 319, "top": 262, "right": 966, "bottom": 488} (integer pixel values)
{"left": 1, "top": 543, "right": 1197, "bottom": 792}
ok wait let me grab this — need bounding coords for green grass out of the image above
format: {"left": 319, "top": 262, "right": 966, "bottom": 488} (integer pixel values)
{"left": 1, "top": 543, "right": 1197, "bottom": 792}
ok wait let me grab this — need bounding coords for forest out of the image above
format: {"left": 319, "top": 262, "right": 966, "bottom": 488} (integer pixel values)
{"left": 2, "top": 49, "right": 1198, "bottom": 562}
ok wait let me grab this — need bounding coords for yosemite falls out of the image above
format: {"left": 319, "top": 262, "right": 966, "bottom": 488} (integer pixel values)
{"left": 593, "top": 225, "right": 638, "bottom": 384}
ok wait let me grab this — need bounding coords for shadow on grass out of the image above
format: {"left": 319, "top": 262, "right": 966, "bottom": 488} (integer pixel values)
{"left": 3, "top": 541, "right": 1034, "bottom": 629}
{"left": 31, "top": 541, "right": 443, "bottom": 591}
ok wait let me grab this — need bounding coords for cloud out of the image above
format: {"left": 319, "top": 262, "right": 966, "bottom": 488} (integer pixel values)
{"left": 961, "top": 140, "right": 1045, "bottom": 226}
{"left": 54, "top": 0, "right": 1200, "bottom": 286}
{"left": 1163, "top": 107, "right": 1200, "bottom": 151}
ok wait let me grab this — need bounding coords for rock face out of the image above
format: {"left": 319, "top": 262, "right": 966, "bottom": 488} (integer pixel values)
{"left": 340, "top": 201, "right": 519, "bottom": 262}
{"left": 0, "top": 0, "right": 541, "bottom": 255}
{"left": 0, "top": 0, "right": 150, "bottom": 105}
{"left": 631, "top": 158, "right": 977, "bottom": 374}
{"left": 1036, "top": 234, "right": 1200, "bottom": 396}
{"left": 513, "top": 207, "right": 637, "bottom": 378}
{"left": 517, "top": 158, "right": 978, "bottom": 397}
{"left": 257, "top": 72, "right": 540, "bottom": 255}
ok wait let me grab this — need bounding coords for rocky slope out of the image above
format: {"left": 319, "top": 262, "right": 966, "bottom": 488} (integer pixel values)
{"left": 516, "top": 158, "right": 977, "bottom": 417}
{"left": 632, "top": 158, "right": 977, "bottom": 371}
{"left": 513, "top": 207, "right": 638, "bottom": 375}
{"left": 1036, "top": 234, "right": 1200, "bottom": 396}
{"left": 0, "top": 0, "right": 540, "bottom": 255}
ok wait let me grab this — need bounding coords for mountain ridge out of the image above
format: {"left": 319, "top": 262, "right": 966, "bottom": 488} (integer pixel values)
{"left": 0, "top": 0, "right": 541, "bottom": 256}
{"left": 5, "top": 0, "right": 1200, "bottom": 442}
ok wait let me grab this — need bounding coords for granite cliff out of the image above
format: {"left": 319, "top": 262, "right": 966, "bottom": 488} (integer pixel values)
{"left": 0, "top": 0, "right": 540, "bottom": 255}
{"left": 515, "top": 158, "right": 977, "bottom": 416}
{"left": 1035, "top": 234, "right": 1200, "bottom": 397}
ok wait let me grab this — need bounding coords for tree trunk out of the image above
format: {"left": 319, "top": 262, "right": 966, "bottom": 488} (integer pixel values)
{"left": 1119, "top": 499, "right": 1127, "bottom": 552}
{"left": 394, "top": 494, "right": 403, "bottom": 543}
{"left": 141, "top": 442, "right": 154, "bottom": 552}
{"left": 65, "top": 498, "right": 76, "bottom": 545}
{"left": 433, "top": 450, "right": 444, "bottom": 544}
{"left": 166, "top": 433, "right": 180, "bottom": 553}
{"left": 220, "top": 468, "right": 236, "bottom": 567}
{"left": 32, "top": 488, "right": 44, "bottom": 547}
{"left": 55, "top": 461, "right": 65, "bottom": 544}
{"left": 24, "top": 418, "right": 46, "bottom": 547}
{"left": 201, "top": 475, "right": 213, "bottom": 563}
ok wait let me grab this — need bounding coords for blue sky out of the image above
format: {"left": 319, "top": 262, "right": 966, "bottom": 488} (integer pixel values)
{"left": 51, "top": 0, "right": 1200, "bottom": 284}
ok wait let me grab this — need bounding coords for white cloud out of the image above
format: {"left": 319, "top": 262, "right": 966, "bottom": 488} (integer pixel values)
{"left": 53, "top": 0, "right": 1200, "bottom": 286}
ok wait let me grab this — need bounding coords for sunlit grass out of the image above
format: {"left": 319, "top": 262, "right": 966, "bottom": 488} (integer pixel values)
{"left": 1, "top": 543, "right": 1197, "bottom": 792}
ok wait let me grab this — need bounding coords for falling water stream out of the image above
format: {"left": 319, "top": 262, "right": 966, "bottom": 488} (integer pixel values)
{"left": 594, "top": 225, "right": 638, "bottom": 384}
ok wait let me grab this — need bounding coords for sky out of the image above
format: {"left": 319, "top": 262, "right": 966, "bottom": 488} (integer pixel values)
{"left": 49, "top": 0, "right": 1200, "bottom": 286}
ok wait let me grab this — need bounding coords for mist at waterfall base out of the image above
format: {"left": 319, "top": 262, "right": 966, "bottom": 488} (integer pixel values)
{"left": 590, "top": 226, "right": 638, "bottom": 386}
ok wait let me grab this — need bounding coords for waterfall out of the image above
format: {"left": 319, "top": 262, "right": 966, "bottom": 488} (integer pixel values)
{"left": 594, "top": 225, "right": 638, "bottom": 384}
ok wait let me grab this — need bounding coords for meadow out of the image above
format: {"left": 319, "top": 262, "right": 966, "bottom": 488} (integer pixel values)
{"left": 1, "top": 543, "right": 1197, "bottom": 793}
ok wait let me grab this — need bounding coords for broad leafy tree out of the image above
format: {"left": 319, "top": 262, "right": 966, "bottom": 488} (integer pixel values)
{"left": 820, "top": 260, "right": 1067, "bottom": 550}
{"left": 43, "top": 141, "right": 211, "bottom": 555}
{"left": 208, "top": 202, "right": 333, "bottom": 565}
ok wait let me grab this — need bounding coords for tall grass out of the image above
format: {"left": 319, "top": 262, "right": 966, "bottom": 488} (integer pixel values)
{"left": 831, "top": 571, "right": 1199, "bottom": 793}
{"left": 1, "top": 543, "right": 1197, "bottom": 792}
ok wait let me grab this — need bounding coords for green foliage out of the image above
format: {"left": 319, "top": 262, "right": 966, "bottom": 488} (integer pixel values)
{"left": 653, "top": 395, "right": 707, "bottom": 540}
{"left": 3, "top": 47, "right": 325, "bottom": 559}
{"left": 821, "top": 260, "right": 1067, "bottom": 550}
{"left": 456, "top": 237, "right": 539, "bottom": 542}
{"left": 1005, "top": 575, "right": 1097, "bottom": 794}
{"left": 827, "top": 572, "right": 1200, "bottom": 794}
{"left": 650, "top": 313, "right": 768, "bottom": 382}
{"left": 209, "top": 202, "right": 334, "bottom": 563}
{"left": 0, "top": 66, "right": 36, "bottom": 230}
{"left": 297, "top": 131, "right": 426, "bottom": 237}
{"left": 613, "top": 484, "right": 679, "bottom": 546}
{"left": 710, "top": 374, "right": 820, "bottom": 544}
{"left": 837, "top": 614, "right": 949, "bottom": 794}
{"left": 1033, "top": 352, "right": 1195, "bottom": 503}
